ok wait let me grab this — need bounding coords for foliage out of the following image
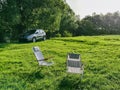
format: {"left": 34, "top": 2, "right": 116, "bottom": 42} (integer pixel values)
{"left": 1, "top": 0, "right": 120, "bottom": 42}
{"left": 0, "top": 0, "right": 77, "bottom": 41}
{"left": 59, "top": 6, "right": 78, "bottom": 37}
{"left": 0, "top": 35, "right": 120, "bottom": 90}
{"left": 79, "top": 11, "right": 120, "bottom": 36}
{"left": 62, "top": 30, "right": 72, "bottom": 37}
{"left": 76, "top": 19, "right": 97, "bottom": 35}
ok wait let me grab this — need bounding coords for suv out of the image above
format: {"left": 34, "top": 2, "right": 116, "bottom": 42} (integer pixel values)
{"left": 19, "top": 29, "right": 46, "bottom": 42}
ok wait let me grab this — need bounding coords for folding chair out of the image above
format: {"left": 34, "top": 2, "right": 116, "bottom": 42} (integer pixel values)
{"left": 67, "top": 53, "right": 84, "bottom": 74}
{"left": 32, "top": 46, "right": 53, "bottom": 66}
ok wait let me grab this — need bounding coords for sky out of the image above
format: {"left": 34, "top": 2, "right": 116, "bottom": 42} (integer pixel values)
{"left": 66, "top": 0, "right": 120, "bottom": 19}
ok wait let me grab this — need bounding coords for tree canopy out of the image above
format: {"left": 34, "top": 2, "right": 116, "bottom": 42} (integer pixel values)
{"left": 0, "top": 0, "right": 77, "bottom": 41}
{"left": 0, "top": 0, "right": 120, "bottom": 42}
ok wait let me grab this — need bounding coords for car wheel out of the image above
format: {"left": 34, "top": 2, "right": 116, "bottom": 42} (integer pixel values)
{"left": 32, "top": 37, "right": 36, "bottom": 42}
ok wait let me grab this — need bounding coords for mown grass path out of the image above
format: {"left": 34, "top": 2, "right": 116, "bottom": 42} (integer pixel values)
{"left": 0, "top": 35, "right": 120, "bottom": 90}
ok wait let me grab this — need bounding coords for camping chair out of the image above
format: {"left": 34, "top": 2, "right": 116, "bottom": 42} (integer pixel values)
{"left": 32, "top": 46, "right": 53, "bottom": 66}
{"left": 67, "top": 53, "right": 84, "bottom": 75}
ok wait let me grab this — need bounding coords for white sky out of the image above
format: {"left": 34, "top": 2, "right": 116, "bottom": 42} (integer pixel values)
{"left": 66, "top": 0, "right": 120, "bottom": 19}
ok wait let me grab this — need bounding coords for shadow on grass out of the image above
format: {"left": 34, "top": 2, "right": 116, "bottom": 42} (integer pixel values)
{"left": 18, "top": 39, "right": 45, "bottom": 44}
{"left": 58, "top": 75, "right": 83, "bottom": 90}
{"left": 20, "top": 68, "right": 45, "bottom": 83}
{"left": 0, "top": 43, "right": 10, "bottom": 48}
{"left": 0, "top": 41, "right": 28, "bottom": 49}
{"left": 55, "top": 38, "right": 86, "bottom": 43}
{"left": 55, "top": 38, "right": 99, "bottom": 45}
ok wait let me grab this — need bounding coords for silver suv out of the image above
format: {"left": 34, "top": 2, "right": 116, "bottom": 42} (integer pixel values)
{"left": 19, "top": 29, "right": 46, "bottom": 42}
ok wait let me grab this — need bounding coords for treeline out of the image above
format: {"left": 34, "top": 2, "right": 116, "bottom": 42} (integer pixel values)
{"left": 77, "top": 12, "right": 120, "bottom": 36}
{"left": 0, "top": 0, "right": 120, "bottom": 42}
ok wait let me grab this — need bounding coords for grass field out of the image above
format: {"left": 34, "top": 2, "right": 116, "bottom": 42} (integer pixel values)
{"left": 0, "top": 35, "right": 120, "bottom": 90}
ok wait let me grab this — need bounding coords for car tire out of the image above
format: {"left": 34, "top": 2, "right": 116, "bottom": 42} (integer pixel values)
{"left": 32, "top": 37, "right": 36, "bottom": 42}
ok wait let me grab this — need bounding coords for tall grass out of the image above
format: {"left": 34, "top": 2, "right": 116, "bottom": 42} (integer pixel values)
{"left": 0, "top": 35, "right": 120, "bottom": 90}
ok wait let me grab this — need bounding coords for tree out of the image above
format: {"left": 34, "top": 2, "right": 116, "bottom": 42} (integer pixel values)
{"left": 0, "top": 0, "right": 79, "bottom": 42}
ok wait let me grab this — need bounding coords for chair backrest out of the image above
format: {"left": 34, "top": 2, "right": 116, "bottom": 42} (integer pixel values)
{"left": 32, "top": 46, "right": 54, "bottom": 66}
{"left": 67, "top": 53, "right": 83, "bottom": 74}
{"left": 32, "top": 46, "right": 44, "bottom": 61}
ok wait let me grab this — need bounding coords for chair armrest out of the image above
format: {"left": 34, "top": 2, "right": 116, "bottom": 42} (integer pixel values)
{"left": 38, "top": 56, "right": 54, "bottom": 61}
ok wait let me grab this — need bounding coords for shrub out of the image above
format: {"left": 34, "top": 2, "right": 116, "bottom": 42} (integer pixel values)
{"left": 55, "top": 33, "right": 61, "bottom": 37}
{"left": 63, "top": 31, "right": 72, "bottom": 37}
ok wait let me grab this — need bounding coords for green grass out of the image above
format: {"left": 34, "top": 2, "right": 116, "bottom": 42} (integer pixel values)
{"left": 0, "top": 35, "right": 120, "bottom": 90}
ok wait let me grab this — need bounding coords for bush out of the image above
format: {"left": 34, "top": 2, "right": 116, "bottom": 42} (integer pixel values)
{"left": 55, "top": 33, "right": 61, "bottom": 37}
{"left": 63, "top": 31, "right": 72, "bottom": 37}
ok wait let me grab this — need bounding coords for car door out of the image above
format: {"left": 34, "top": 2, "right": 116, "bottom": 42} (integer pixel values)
{"left": 37, "top": 30, "right": 43, "bottom": 40}
{"left": 34, "top": 30, "right": 39, "bottom": 40}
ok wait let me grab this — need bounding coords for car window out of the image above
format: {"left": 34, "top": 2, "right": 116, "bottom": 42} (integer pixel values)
{"left": 39, "top": 30, "right": 43, "bottom": 34}
{"left": 25, "top": 30, "right": 36, "bottom": 35}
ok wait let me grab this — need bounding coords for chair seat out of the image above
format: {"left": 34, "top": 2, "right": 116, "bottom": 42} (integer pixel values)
{"left": 67, "top": 66, "right": 84, "bottom": 74}
{"left": 38, "top": 61, "right": 54, "bottom": 66}
{"left": 67, "top": 53, "right": 84, "bottom": 74}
